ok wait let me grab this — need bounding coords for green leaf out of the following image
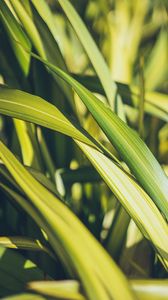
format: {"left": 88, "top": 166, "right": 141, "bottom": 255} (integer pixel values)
{"left": 0, "top": 141, "right": 135, "bottom": 300}
{"left": 0, "top": 246, "right": 44, "bottom": 297}
{"left": 145, "top": 30, "right": 168, "bottom": 91}
{"left": 0, "top": 3, "right": 43, "bottom": 171}
{"left": 36, "top": 127, "right": 55, "bottom": 182}
{"left": 0, "top": 162, "right": 58, "bottom": 197}
{"left": 0, "top": 85, "right": 95, "bottom": 149}
{"left": 2, "top": 293, "right": 46, "bottom": 300}
{"left": 13, "top": 119, "right": 43, "bottom": 171}
{"left": 28, "top": 280, "right": 85, "bottom": 300}
{"left": 130, "top": 279, "right": 168, "bottom": 300}
{"left": 0, "top": 236, "right": 53, "bottom": 258}
{"left": 0, "top": 84, "right": 120, "bottom": 166}
{"left": 131, "top": 87, "right": 168, "bottom": 122}
{"left": 9, "top": 0, "right": 75, "bottom": 110}
{"left": 72, "top": 74, "right": 168, "bottom": 122}
{"left": 60, "top": 166, "right": 101, "bottom": 184}
{"left": 30, "top": 0, "right": 75, "bottom": 108}
{"left": 4, "top": 280, "right": 168, "bottom": 300}
{"left": 9, "top": 0, "right": 45, "bottom": 58}
{"left": 57, "top": 0, "right": 120, "bottom": 112}
{"left": 0, "top": 72, "right": 167, "bottom": 267}
{"left": 1, "top": 57, "right": 167, "bottom": 266}
{"left": 76, "top": 140, "right": 168, "bottom": 269}
{"left": 23, "top": 52, "right": 168, "bottom": 221}
{"left": 105, "top": 205, "right": 130, "bottom": 260}
{"left": 0, "top": 1, "right": 31, "bottom": 76}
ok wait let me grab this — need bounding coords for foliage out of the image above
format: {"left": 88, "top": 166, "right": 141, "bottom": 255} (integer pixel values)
{"left": 0, "top": 0, "right": 168, "bottom": 299}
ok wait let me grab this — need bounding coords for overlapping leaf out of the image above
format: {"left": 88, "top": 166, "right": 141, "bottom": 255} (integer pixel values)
{"left": 0, "top": 246, "right": 44, "bottom": 297}
{"left": 0, "top": 141, "right": 134, "bottom": 300}
{"left": 0, "top": 86, "right": 94, "bottom": 148}
{"left": 0, "top": 1, "right": 31, "bottom": 75}
{"left": 20, "top": 53, "right": 168, "bottom": 220}
{"left": 0, "top": 84, "right": 167, "bottom": 269}
{"left": 0, "top": 236, "right": 53, "bottom": 257}
{"left": 28, "top": 280, "right": 85, "bottom": 300}
{"left": 57, "top": 0, "right": 119, "bottom": 111}
{"left": 76, "top": 141, "right": 168, "bottom": 268}
{"left": 72, "top": 74, "right": 168, "bottom": 122}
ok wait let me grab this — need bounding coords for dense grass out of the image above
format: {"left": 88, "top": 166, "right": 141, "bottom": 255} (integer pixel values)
{"left": 0, "top": 0, "right": 167, "bottom": 299}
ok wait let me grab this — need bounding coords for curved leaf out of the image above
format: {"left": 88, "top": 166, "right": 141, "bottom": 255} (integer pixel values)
{"left": 24, "top": 52, "right": 168, "bottom": 220}
{"left": 130, "top": 279, "right": 168, "bottom": 300}
{"left": 0, "top": 86, "right": 94, "bottom": 148}
{"left": 0, "top": 236, "right": 53, "bottom": 258}
{"left": 28, "top": 280, "right": 85, "bottom": 300}
{"left": 0, "top": 141, "right": 135, "bottom": 300}
{"left": 0, "top": 246, "right": 44, "bottom": 297}
{"left": 57, "top": 0, "right": 119, "bottom": 111}
{"left": 76, "top": 140, "right": 168, "bottom": 269}
{"left": 0, "top": 1, "right": 31, "bottom": 75}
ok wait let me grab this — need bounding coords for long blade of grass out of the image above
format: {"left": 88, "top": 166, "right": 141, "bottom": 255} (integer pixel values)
{"left": 72, "top": 74, "right": 168, "bottom": 122}
{"left": 104, "top": 205, "right": 130, "bottom": 261}
{"left": 22, "top": 52, "right": 168, "bottom": 220}
{"left": 138, "top": 56, "right": 145, "bottom": 138}
{"left": 0, "top": 162, "right": 58, "bottom": 197}
{"left": 13, "top": 119, "right": 43, "bottom": 170}
{"left": 0, "top": 81, "right": 167, "bottom": 267}
{"left": 8, "top": 0, "right": 74, "bottom": 108}
{"left": 8, "top": 0, "right": 45, "bottom": 58}
{"left": 76, "top": 140, "right": 168, "bottom": 269}
{"left": 30, "top": 0, "right": 75, "bottom": 107}
{"left": 0, "top": 245, "right": 44, "bottom": 295}
{"left": 0, "top": 85, "right": 94, "bottom": 149}
{"left": 130, "top": 279, "right": 168, "bottom": 300}
{"left": 145, "top": 30, "right": 168, "bottom": 91}
{"left": 0, "top": 85, "right": 121, "bottom": 165}
{"left": 0, "top": 236, "right": 53, "bottom": 258}
{"left": 0, "top": 1, "right": 31, "bottom": 76}
{"left": 0, "top": 3, "right": 43, "bottom": 171}
{"left": 57, "top": 0, "right": 121, "bottom": 113}
{"left": 0, "top": 141, "right": 135, "bottom": 300}
{"left": 28, "top": 280, "right": 85, "bottom": 300}
{"left": 4, "top": 280, "right": 168, "bottom": 300}
{"left": 0, "top": 181, "right": 74, "bottom": 277}
{"left": 2, "top": 294, "right": 46, "bottom": 300}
